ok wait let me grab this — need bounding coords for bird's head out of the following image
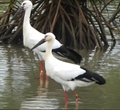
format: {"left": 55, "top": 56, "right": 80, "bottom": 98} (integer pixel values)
{"left": 45, "top": 32, "right": 56, "bottom": 42}
{"left": 30, "top": 32, "right": 56, "bottom": 51}
{"left": 10, "top": 0, "right": 33, "bottom": 22}
{"left": 21, "top": 0, "right": 33, "bottom": 11}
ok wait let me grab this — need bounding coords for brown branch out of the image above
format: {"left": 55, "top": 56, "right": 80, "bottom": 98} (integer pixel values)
{"left": 108, "top": 6, "right": 120, "bottom": 23}
{"left": 100, "top": 0, "right": 114, "bottom": 13}
{"left": 50, "top": 0, "right": 61, "bottom": 32}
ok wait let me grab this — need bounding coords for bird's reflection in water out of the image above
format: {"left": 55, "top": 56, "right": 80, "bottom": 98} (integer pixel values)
{"left": 20, "top": 78, "right": 59, "bottom": 109}
{"left": 20, "top": 74, "right": 81, "bottom": 110}
{"left": 63, "top": 100, "right": 81, "bottom": 109}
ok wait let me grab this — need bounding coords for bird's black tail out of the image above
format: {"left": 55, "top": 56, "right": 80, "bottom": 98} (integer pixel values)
{"left": 91, "top": 72, "right": 106, "bottom": 85}
{"left": 78, "top": 67, "right": 106, "bottom": 85}
{"left": 52, "top": 45, "right": 82, "bottom": 64}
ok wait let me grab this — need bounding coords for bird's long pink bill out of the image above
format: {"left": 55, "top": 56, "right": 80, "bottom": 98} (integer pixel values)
{"left": 30, "top": 38, "right": 46, "bottom": 51}
{"left": 9, "top": 6, "right": 24, "bottom": 23}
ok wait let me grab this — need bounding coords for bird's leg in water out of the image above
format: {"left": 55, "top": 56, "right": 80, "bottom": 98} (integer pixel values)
{"left": 40, "top": 60, "right": 44, "bottom": 78}
{"left": 45, "top": 75, "right": 49, "bottom": 88}
{"left": 40, "top": 61, "right": 49, "bottom": 88}
{"left": 64, "top": 91, "right": 69, "bottom": 102}
{"left": 64, "top": 91, "right": 69, "bottom": 108}
{"left": 73, "top": 90, "right": 80, "bottom": 103}
{"left": 39, "top": 60, "right": 44, "bottom": 88}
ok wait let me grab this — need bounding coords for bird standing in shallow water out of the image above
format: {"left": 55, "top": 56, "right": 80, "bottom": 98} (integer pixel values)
{"left": 10, "top": 0, "right": 82, "bottom": 80}
{"left": 30, "top": 32, "right": 106, "bottom": 103}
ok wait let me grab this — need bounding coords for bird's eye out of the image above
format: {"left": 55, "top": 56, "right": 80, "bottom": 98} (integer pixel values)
{"left": 23, "top": 3, "right": 26, "bottom": 6}
{"left": 44, "top": 35, "right": 48, "bottom": 38}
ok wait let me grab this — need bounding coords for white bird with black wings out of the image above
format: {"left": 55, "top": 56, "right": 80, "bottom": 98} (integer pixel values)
{"left": 30, "top": 32, "right": 106, "bottom": 102}
{"left": 10, "top": 0, "right": 83, "bottom": 78}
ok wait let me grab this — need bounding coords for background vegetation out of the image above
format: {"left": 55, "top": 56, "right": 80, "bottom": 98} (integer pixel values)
{"left": 0, "top": 0, "right": 120, "bottom": 49}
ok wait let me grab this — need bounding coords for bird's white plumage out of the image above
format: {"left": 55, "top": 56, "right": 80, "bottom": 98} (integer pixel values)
{"left": 45, "top": 52, "right": 94, "bottom": 91}
{"left": 21, "top": 0, "right": 62, "bottom": 60}
{"left": 45, "top": 57, "right": 84, "bottom": 80}
{"left": 30, "top": 32, "right": 106, "bottom": 103}
{"left": 31, "top": 32, "right": 95, "bottom": 91}
{"left": 12, "top": 0, "right": 83, "bottom": 65}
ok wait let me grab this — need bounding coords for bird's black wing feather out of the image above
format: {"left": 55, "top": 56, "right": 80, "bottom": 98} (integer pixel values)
{"left": 70, "top": 67, "right": 106, "bottom": 85}
{"left": 52, "top": 45, "right": 82, "bottom": 64}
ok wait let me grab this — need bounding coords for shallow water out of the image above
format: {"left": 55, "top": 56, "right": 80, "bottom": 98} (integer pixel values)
{"left": 0, "top": 0, "right": 120, "bottom": 109}
{"left": 0, "top": 42, "right": 120, "bottom": 109}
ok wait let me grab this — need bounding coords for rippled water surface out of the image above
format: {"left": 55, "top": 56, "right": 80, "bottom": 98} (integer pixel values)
{"left": 0, "top": 0, "right": 120, "bottom": 109}
{"left": 0, "top": 42, "right": 120, "bottom": 109}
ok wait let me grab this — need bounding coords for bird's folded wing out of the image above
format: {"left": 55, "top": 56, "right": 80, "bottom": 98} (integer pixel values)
{"left": 53, "top": 64, "right": 85, "bottom": 81}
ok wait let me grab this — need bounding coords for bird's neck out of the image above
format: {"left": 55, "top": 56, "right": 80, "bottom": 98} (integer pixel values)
{"left": 23, "top": 8, "right": 31, "bottom": 27}
{"left": 45, "top": 41, "right": 54, "bottom": 59}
